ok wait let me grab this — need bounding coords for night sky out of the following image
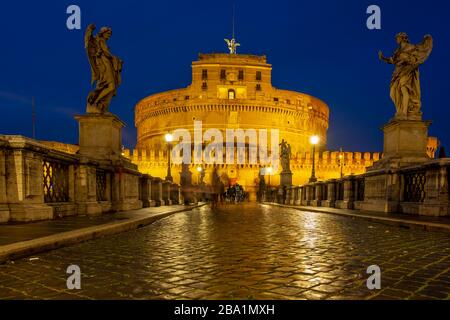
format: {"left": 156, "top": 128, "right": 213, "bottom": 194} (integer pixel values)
{"left": 0, "top": 0, "right": 449, "bottom": 152}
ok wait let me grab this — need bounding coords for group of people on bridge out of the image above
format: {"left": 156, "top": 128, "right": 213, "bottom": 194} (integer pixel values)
{"left": 209, "top": 168, "right": 248, "bottom": 209}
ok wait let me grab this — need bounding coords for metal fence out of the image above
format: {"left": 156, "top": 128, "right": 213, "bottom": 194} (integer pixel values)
{"left": 96, "top": 170, "right": 107, "bottom": 201}
{"left": 356, "top": 178, "right": 365, "bottom": 201}
{"left": 403, "top": 170, "right": 426, "bottom": 203}
{"left": 322, "top": 184, "right": 328, "bottom": 201}
{"left": 43, "top": 159, "right": 69, "bottom": 203}
{"left": 336, "top": 181, "right": 344, "bottom": 201}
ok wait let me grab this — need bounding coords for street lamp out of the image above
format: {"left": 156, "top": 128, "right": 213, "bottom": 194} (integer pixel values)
{"left": 165, "top": 133, "right": 174, "bottom": 182}
{"left": 266, "top": 166, "right": 273, "bottom": 187}
{"left": 309, "top": 135, "right": 320, "bottom": 183}
{"left": 339, "top": 147, "right": 344, "bottom": 178}
{"left": 196, "top": 165, "right": 203, "bottom": 185}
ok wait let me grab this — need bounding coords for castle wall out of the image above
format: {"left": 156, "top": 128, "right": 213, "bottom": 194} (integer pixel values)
{"left": 125, "top": 148, "right": 380, "bottom": 200}
{"left": 134, "top": 53, "right": 329, "bottom": 156}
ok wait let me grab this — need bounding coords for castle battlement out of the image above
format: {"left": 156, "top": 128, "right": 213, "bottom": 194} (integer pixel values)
{"left": 125, "top": 148, "right": 381, "bottom": 169}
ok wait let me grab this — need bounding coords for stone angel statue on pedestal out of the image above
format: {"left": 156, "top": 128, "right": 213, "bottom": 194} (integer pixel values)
{"left": 279, "top": 139, "right": 292, "bottom": 173}
{"left": 379, "top": 33, "right": 433, "bottom": 120}
{"left": 85, "top": 24, "right": 123, "bottom": 114}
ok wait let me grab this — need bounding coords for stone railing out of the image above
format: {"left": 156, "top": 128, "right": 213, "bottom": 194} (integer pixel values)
{"left": 139, "top": 175, "right": 182, "bottom": 207}
{"left": 265, "top": 159, "right": 450, "bottom": 217}
{"left": 0, "top": 136, "right": 184, "bottom": 223}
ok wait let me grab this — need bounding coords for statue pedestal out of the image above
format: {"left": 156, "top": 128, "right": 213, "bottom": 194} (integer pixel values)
{"left": 280, "top": 171, "right": 293, "bottom": 187}
{"left": 180, "top": 165, "right": 193, "bottom": 204}
{"left": 75, "top": 113, "right": 125, "bottom": 161}
{"left": 74, "top": 113, "right": 142, "bottom": 213}
{"left": 370, "top": 118, "right": 431, "bottom": 170}
{"left": 362, "top": 118, "right": 431, "bottom": 213}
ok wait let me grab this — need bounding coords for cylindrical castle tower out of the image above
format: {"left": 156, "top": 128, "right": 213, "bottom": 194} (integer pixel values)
{"left": 134, "top": 53, "right": 330, "bottom": 198}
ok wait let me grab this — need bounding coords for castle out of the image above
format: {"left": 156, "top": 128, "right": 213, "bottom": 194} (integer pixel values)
{"left": 128, "top": 52, "right": 404, "bottom": 200}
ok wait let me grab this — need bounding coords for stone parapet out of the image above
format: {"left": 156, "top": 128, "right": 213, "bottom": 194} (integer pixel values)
{"left": 0, "top": 135, "right": 144, "bottom": 223}
{"left": 140, "top": 175, "right": 156, "bottom": 208}
{"left": 170, "top": 184, "right": 181, "bottom": 205}
{"left": 162, "top": 181, "right": 172, "bottom": 206}
{"left": 267, "top": 159, "right": 450, "bottom": 217}
{"left": 151, "top": 178, "right": 164, "bottom": 207}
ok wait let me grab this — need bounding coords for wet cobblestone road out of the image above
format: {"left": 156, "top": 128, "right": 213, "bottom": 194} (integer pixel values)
{"left": 1, "top": 203, "right": 450, "bottom": 300}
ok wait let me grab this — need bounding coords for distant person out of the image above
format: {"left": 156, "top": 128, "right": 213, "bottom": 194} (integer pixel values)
{"left": 219, "top": 181, "right": 225, "bottom": 205}
{"left": 211, "top": 167, "right": 221, "bottom": 209}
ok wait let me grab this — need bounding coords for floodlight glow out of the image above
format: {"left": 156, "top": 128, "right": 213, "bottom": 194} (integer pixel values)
{"left": 165, "top": 133, "right": 174, "bottom": 142}
{"left": 310, "top": 135, "right": 320, "bottom": 145}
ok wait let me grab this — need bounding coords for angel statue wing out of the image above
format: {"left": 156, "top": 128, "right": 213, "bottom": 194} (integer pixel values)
{"left": 224, "top": 38, "right": 231, "bottom": 53}
{"left": 85, "top": 24, "right": 99, "bottom": 85}
{"left": 414, "top": 34, "right": 433, "bottom": 66}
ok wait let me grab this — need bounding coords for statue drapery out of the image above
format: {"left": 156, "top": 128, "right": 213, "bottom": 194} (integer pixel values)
{"left": 85, "top": 24, "right": 123, "bottom": 114}
{"left": 379, "top": 33, "right": 433, "bottom": 119}
{"left": 279, "top": 139, "right": 292, "bottom": 172}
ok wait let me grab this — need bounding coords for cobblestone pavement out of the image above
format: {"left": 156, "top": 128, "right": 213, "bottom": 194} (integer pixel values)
{"left": 0, "top": 203, "right": 450, "bottom": 300}
{"left": 0, "top": 205, "right": 189, "bottom": 246}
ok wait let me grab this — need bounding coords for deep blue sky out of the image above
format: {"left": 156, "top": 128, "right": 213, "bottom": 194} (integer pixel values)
{"left": 0, "top": 0, "right": 449, "bottom": 152}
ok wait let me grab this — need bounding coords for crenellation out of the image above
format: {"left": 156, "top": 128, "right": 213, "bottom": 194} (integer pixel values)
{"left": 373, "top": 153, "right": 380, "bottom": 161}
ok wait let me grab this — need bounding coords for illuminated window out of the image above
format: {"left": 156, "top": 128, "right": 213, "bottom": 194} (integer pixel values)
{"left": 228, "top": 89, "right": 236, "bottom": 100}
{"left": 220, "top": 69, "right": 226, "bottom": 80}
{"left": 202, "top": 69, "right": 208, "bottom": 80}
{"left": 256, "top": 71, "right": 262, "bottom": 81}
{"left": 238, "top": 70, "right": 244, "bottom": 80}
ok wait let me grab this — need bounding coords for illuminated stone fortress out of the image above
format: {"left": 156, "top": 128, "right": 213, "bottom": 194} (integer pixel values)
{"left": 128, "top": 47, "right": 392, "bottom": 200}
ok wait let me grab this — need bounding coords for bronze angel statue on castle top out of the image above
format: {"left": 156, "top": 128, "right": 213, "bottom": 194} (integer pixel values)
{"left": 379, "top": 33, "right": 433, "bottom": 119}
{"left": 85, "top": 24, "right": 123, "bottom": 114}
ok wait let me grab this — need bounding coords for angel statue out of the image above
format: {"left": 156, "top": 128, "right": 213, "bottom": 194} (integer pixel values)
{"left": 379, "top": 33, "right": 433, "bottom": 119}
{"left": 224, "top": 38, "right": 240, "bottom": 54}
{"left": 85, "top": 24, "right": 123, "bottom": 114}
{"left": 279, "top": 139, "right": 292, "bottom": 172}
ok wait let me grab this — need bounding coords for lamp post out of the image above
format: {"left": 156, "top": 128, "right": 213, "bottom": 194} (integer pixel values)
{"left": 196, "top": 165, "right": 203, "bottom": 185}
{"left": 266, "top": 166, "right": 273, "bottom": 202}
{"left": 165, "top": 133, "right": 174, "bottom": 182}
{"left": 309, "top": 135, "right": 320, "bottom": 183}
{"left": 266, "top": 166, "right": 273, "bottom": 187}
